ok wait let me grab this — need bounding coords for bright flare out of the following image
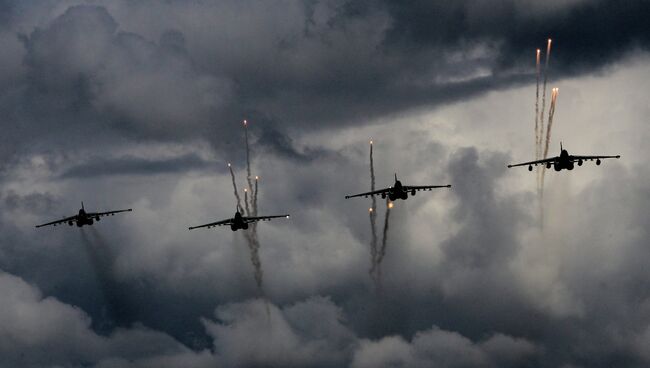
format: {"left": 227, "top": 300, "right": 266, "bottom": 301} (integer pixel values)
{"left": 388, "top": 202, "right": 394, "bottom": 209}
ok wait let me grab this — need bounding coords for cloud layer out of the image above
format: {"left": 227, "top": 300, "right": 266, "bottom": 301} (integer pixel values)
{"left": 1, "top": 1, "right": 650, "bottom": 367}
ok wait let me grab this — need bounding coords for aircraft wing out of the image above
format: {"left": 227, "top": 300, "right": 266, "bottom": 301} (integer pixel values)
{"left": 507, "top": 156, "right": 558, "bottom": 168}
{"left": 244, "top": 215, "right": 290, "bottom": 223}
{"left": 35, "top": 215, "right": 77, "bottom": 228}
{"left": 403, "top": 184, "right": 451, "bottom": 191}
{"left": 570, "top": 154, "right": 620, "bottom": 162}
{"left": 86, "top": 208, "right": 133, "bottom": 218}
{"left": 188, "top": 218, "right": 233, "bottom": 230}
{"left": 345, "top": 188, "right": 390, "bottom": 199}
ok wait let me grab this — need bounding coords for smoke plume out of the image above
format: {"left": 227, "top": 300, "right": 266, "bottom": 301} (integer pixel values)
{"left": 368, "top": 141, "right": 378, "bottom": 280}
{"left": 541, "top": 88, "right": 559, "bottom": 188}
{"left": 535, "top": 49, "right": 541, "bottom": 161}
{"left": 79, "top": 228, "right": 129, "bottom": 328}
{"left": 228, "top": 163, "right": 243, "bottom": 212}
{"left": 371, "top": 198, "right": 392, "bottom": 288}
{"left": 538, "top": 39, "right": 552, "bottom": 192}
{"left": 244, "top": 120, "right": 255, "bottom": 212}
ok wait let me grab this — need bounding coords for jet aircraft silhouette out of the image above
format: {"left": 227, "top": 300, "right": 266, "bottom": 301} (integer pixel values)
{"left": 508, "top": 143, "right": 620, "bottom": 171}
{"left": 189, "top": 210, "right": 290, "bottom": 231}
{"left": 35, "top": 202, "right": 132, "bottom": 228}
{"left": 345, "top": 174, "right": 451, "bottom": 201}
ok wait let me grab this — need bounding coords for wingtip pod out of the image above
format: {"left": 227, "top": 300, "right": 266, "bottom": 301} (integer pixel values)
{"left": 344, "top": 196, "right": 350, "bottom": 199}
{"left": 286, "top": 215, "right": 290, "bottom": 219}
{"left": 447, "top": 184, "right": 452, "bottom": 188}
{"left": 616, "top": 155, "right": 621, "bottom": 159}
{"left": 507, "top": 164, "right": 513, "bottom": 168}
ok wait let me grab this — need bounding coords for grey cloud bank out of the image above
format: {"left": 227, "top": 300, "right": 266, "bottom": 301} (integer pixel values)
{"left": 1, "top": 1, "right": 650, "bottom": 367}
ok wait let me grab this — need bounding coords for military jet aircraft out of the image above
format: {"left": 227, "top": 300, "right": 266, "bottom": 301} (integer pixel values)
{"left": 508, "top": 143, "right": 620, "bottom": 172}
{"left": 345, "top": 174, "right": 451, "bottom": 201}
{"left": 35, "top": 202, "right": 132, "bottom": 228}
{"left": 188, "top": 210, "right": 290, "bottom": 232}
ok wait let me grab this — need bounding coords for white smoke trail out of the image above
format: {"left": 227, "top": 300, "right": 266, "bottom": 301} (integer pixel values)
{"left": 253, "top": 176, "right": 259, "bottom": 217}
{"left": 535, "top": 49, "right": 541, "bottom": 161}
{"left": 368, "top": 140, "right": 378, "bottom": 280}
{"left": 541, "top": 88, "right": 559, "bottom": 190}
{"left": 538, "top": 39, "right": 552, "bottom": 191}
{"left": 228, "top": 164, "right": 243, "bottom": 212}
{"left": 372, "top": 199, "right": 392, "bottom": 288}
{"left": 244, "top": 188, "right": 251, "bottom": 216}
{"left": 244, "top": 120, "right": 254, "bottom": 212}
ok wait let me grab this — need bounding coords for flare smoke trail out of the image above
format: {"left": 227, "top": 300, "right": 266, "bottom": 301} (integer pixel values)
{"left": 228, "top": 163, "right": 243, "bottom": 211}
{"left": 253, "top": 176, "right": 259, "bottom": 216}
{"left": 540, "top": 39, "right": 552, "bottom": 137}
{"left": 244, "top": 120, "right": 254, "bottom": 211}
{"left": 372, "top": 199, "right": 392, "bottom": 285}
{"left": 538, "top": 39, "right": 552, "bottom": 192}
{"left": 542, "top": 88, "right": 559, "bottom": 161}
{"left": 368, "top": 140, "right": 378, "bottom": 281}
{"left": 240, "top": 119, "right": 264, "bottom": 291}
{"left": 244, "top": 188, "right": 251, "bottom": 216}
{"left": 541, "top": 88, "right": 559, "bottom": 188}
{"left": 244, "top": 231, "right": 264, "bottom": 289}
{"left": 535, "top": 49, "right": 541, "bottom": 161}
{"left": 80, "top": 228, "right": 129, "bottom": 327}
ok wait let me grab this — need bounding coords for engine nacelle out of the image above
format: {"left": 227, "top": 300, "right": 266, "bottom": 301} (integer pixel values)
{"left": 567, "top": 162, "right": 574, "bottom": 170}
{"left": 596, "top": 159, "right": 601, "bottom": 165}
{"left": 68, "top": 221, "right": 74, "bottom": 226}
{"left": 96, "top": 216, "right": 100, "bottom": 221}
{"left": 578, "top": 160, "right": 583, "bottom": 166}
{"left": 528, "top": 165, "right": 533, "bottom": 171}
{"left": 401, "top": 193, "right": 408, "bottom": 200}
{"left": 87, "top": 219, "right": 94, "bottom": 225}
{"left": 546, "top": 162, "right": 552, "bottom": 169}
{"left": 230, "top": 224, "right": 237, "bottom": 231}
{"left": 411, "top": 189, "right": 416, "bottom": 195}
{"left": 381, "top": 193, "right": 386, "bottom": 199}
{"left": 242, "top": 223, "right": 249, "bottom": 230}
{"left": 388, "top": 193, "right": 397, "bottom": 201}
{"left": 554, "top": 162, "right": 562, "bottom": 171}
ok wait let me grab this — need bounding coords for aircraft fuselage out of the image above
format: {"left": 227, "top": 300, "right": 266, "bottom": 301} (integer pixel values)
{"left": 230, "top": 211, "right": 249, "bottom": 231}
{"left": 382, "top": 180, "right": 412, "bottom": 201}
{"left": 546, "top": 149, "right": 599, "bottom": 172}
{"left": 68, "top": 209, "right": 100, "bottom": 227}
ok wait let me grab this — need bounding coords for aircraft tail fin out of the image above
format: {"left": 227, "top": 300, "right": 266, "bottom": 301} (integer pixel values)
{"left": 81, "top": 201, "right": 84, "bottom": 210}
{"left": 394, "top": 173, "right": 398, "bottom": 181}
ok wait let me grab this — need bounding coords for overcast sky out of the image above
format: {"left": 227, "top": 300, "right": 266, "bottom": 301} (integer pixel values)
{"left": 1, "top": 1, "right": 650, "bottom": 367}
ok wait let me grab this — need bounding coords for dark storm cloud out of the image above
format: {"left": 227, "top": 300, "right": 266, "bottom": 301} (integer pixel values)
{"left": 60, "top": 154, "right": 221, "bottom": 179}
{"left": 3, "top": 190, "right": 58, "bottom": 214}
{"left": 1, "top": 0, "right": 648, "bottom": 161}
{"left": 382, "top": 0, "right": 650, "bottom": 74}
{"left": 0, "top": 2, "right": 649, "bottom": 367}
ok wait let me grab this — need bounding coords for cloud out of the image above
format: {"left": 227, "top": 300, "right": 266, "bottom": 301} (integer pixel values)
{"left": 0, "top": 270, "right": 212, "bottom": 368}
{"left": 204, "top": 297, "right": 356, "bottom": 367}
{"left": 60, "top": 153, "right": 221, "bottom": 179}
{"left": 351, "top": 326, "right": 537, "bottom": 368}
{"left": 0, "top": 2, "right": 650, "bottom": 367}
